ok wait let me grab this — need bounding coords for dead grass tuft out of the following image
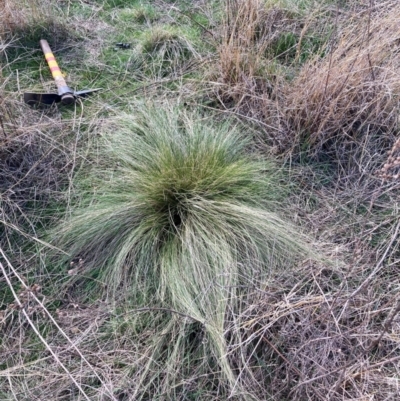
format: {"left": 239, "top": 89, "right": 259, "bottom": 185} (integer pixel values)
{"left": 284, "top": 2, "right": 400, "bottom": 161}
{"left": 0, "top": 0, "right": 50, "bottom": 37}
{"left": 211, "top": 0, "right": 332, "bottom": 147}
{"left": 216, "top": 0, "right": 279, "bottom": 105}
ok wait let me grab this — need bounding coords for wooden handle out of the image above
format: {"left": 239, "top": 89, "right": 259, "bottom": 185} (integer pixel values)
{"left": 40, "top": 40, "right": 67, "bottom": 88}
{"left": 39, "top": 40, "right": 74, "bottom": 104}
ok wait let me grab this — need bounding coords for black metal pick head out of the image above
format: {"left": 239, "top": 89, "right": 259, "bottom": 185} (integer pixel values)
{"left": 74, "top": 88, "right": 102, "bottom": 98}
{"left": 24, "top": 92, "right": 62, "bottom": 106}
{"left": 24, "top": 88, "right": 102, "bottom": 106}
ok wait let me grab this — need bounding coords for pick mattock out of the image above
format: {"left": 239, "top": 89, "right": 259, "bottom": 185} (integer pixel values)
{"left": 24, "top": 40, "right": 101, "bottom": 106}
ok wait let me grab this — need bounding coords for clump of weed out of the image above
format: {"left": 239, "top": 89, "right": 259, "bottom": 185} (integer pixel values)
{"left": 52, "top": 104, "right": 310, "bottom": 397}
{"left": 120, "top": 26, "right": 200, "bottom": 81}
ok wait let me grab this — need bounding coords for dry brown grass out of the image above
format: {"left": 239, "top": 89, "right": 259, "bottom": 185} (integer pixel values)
{"left": 228, "top": 257, "right": 400, "bottom": 400}
{"left": 284, "top": 2, "right": 400, "bottom": 158}
{"left": 213, "top": 1, "right": 400, "bottom": 172}
{"left": 210, "top": 4, "right": 400, "bottom": 397}
{"left": 0, "top": 0, "right": 46, "bottom": 37}
{"left": 1, "top": 0, "right": 24, "bottom": 36}
{"left": 0, "top": 61, "right": 84, "bottom": 256}
{"left": 216, "top": 0, "right": 288, "bottom": 108}
{"left": 211, "top": 0, "right": 334, "bottom": 150}
{"left": 218, "top": 150, "right": 400, "bottom": 400}
{"left": 218, "top": 0, "right": 267, "bottom": 89}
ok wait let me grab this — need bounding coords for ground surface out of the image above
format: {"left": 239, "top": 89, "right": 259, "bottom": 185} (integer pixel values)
{"left": 1, "top": 1, "right": 400, "bottom": 400}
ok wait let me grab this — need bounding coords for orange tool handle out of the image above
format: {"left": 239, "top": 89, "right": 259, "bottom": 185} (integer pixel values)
{"left": 40, "top": 40, "right": 74, "bottom": 104}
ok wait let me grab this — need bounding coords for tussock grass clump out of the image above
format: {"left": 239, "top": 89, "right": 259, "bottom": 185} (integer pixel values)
{"left": 216, "top": 0, "right": 328, "bottom": 89}
{"left": 53, "top": 105, "right": 310, "bottom": 397}
{"left": 217, "top": 0, "right": 274, "bottom": 102}
{"left": 284, "top": 2, "right": 400, "bottom": 161}
{"left": 139, "top": 26, "right": 199, "bottom": 77}
{"left": 124, "top": 4, "right": 158, "bottom": 24}
{"left": 125, "top": 27, "right": 200, "bottom": 80}
{"left": 55, "top": 106, "right": 304, "bottom": 296}
{"left": 213, "top": 0, "right": 329, "bottom": 122}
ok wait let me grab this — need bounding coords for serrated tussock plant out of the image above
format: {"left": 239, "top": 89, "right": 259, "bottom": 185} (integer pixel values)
{"left": 132, "top": 27, "right": 199, "bottom": 78}
{"left": 53, "top": 105, "right": 310, "bottom": 396}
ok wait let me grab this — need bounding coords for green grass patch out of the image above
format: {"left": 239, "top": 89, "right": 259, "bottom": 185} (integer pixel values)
{"left": 98, "top": 25, "right": 201, "bottom": 82}
{"left": 3, "top": 21, "right": 81, "bottom": 66}
{"left": 117, "top": 4, "right": 159, "bottom": 23}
